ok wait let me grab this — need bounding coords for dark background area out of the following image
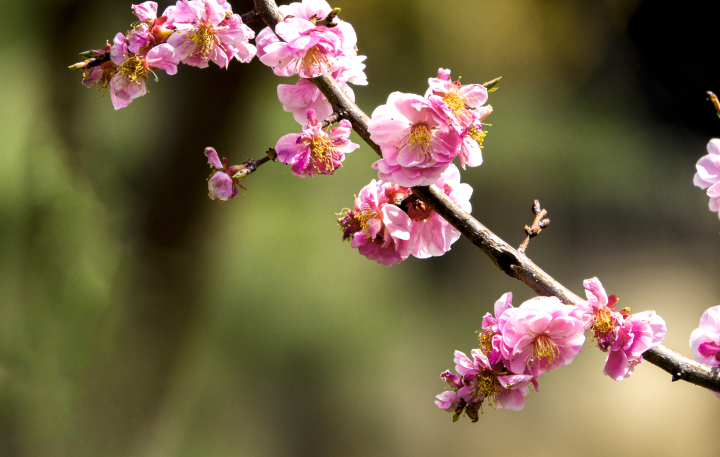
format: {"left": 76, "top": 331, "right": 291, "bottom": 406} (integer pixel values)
{"left": 0, "top": 0, "right": 719, "bottom": 456}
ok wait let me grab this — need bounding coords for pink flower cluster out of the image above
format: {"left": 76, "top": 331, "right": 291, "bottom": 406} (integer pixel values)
{"left": 689, "top": 306, "right": 720, "bottom": 399}
{"left": 578, "top": 278, "right": 666, "bottom": 381}
{"left": 370, "top": 68, "right": 491, "bottom": 187}
{"left": 436, "top": 293, "right": 583, "bottom": 421}
{"left": 256, "top": 0, "right": 367, "bottom": 125}
{"left": 275, "top": 109, "right": 359, "bottom": 177}
{"left": 79, "top": 0, "right": 256, "bottom": 109}
{"left": 694, "top": 139, "right": 720, "bottom": 219}
{"left": 337, "top": 164, "right": 472, "bottom": 266}
{"left": 437, "top": 279, "right": 668, "bottom": 422}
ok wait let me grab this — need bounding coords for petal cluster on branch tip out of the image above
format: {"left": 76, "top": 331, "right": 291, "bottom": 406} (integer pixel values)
{"left": 690, "top": 306, "right": 720, "bottom": 398}
{"left": 275, "top": 109, "right": 359, "bottom": 178}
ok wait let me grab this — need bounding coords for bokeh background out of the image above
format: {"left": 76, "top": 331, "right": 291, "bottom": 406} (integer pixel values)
{"left": 1, "top": 0, "right": 719, "bottom": 455}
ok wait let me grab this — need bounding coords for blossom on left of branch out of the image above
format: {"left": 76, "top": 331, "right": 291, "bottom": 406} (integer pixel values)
{"left": 69, "top": 0, "right": 257, "bottom": 109}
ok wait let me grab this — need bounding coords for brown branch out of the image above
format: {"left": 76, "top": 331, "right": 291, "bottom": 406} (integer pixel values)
{"left": 253, "top": 0, "right": 720, "bottom": 395}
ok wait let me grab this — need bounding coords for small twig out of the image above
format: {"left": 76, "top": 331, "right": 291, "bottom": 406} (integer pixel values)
{"left": 244, "top": 148, "right": 277, "bottom": 173}
{"left": 518, "top": 200, "right": 550, "bottom": 253}
{"left": 321, "top": 109, "right": 349, "bottom": 128}
{"left": 240, "top": 9, "right": 261, "bottom": 24}
{"left": 707, "top": 91, "right": 720, "bottom": 118}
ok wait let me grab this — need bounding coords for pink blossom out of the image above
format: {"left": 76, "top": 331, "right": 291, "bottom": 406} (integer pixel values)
{"left": 275, "top": 109, "right": 359, "bottom": 177}
{"left": 133, "top": 1, "right": 159, "bottom": 22}
{"left": 108, "top": 33, "right": 179, "bottom": 109}
{"left": 277, "top": 55, "right": 367, "bottom": 124}
{"left": 337, "top": 181, "right": 412, "bottom": 266}
{"left": 204, "top": 147, "right": 249, "bottom": 201}
{"left": 167, "top": 0, "right": 256, "bottom": 69}
{"left": 405, "top": 164, "right": 472, "bottom": 258}
{"left": 436, "top": 349, "right": 535, "bottom": 422}
{"left": 426, "top": 68, "right": 492, "bottom": 169}
{"left": 501, "top": 296, "right": 586, "bottom": 378}
{"left": 578, "top": 277, "right": 623, "bottom": 351}
{"left": 479, "top": 292, "right": 515, "bottom": 365}
{"left": 258, "top": 17, "right": 343, "bottom": 78}
{"left": 577, "top": 278, "right": 667, "bottom": 381}
{"left": 694, "top": 139, "right": 720, "bottom": 219}
{"left": 689, "top": 306, "right": 720, "bottom": 398}
{"left": 278, "top": 0, "right": 333, "bottom": 22}
{"left": 603, "top": 311, "right": 666, "bottom": 381}
{"left": 369, "top": 92, "right": 461, "bottom": 187}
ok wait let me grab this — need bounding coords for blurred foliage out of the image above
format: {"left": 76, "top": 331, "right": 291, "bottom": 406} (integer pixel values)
{"left": 0, "top": 0, "right": 719, "bottom": 456}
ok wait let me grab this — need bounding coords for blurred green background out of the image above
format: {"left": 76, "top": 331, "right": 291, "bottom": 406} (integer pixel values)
{"left": 1, "top": 0, "right": 719, "bottom": 455}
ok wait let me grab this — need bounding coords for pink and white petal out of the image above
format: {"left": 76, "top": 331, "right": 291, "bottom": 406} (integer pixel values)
{"left": 146, "top": 44, "right": 180, "bottom": 74}
{"left": 132, "top": 2, "right": 158, "bottom": 22}
{"left": 208, "top": 172, "right": 235, "bottom": 201}
{"left": 204, "top": 147, "right": 223, "bottom": 169}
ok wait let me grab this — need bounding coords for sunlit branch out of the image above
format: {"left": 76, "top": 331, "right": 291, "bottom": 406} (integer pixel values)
{"left": 253, "top": 0, "right": 720, "bottom": 394}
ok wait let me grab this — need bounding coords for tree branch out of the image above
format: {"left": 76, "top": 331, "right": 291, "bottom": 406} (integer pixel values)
{"left": 252, "top": 0, "right": 720, "bottom": 395}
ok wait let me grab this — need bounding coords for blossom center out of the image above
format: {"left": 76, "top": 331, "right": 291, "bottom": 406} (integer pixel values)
{"left": 355, "top": 209, "right": 378, "bottom": 237}
{"left": 306, "top": 134, "right": 337, "bottom": 172}
{"left": 299, "top": 46, "right": 330, "bottom": 75}
{"left": 532, "top": 334, "right": 560, "bottom": 364}
{"left": 189, "top": 23, "right": 217, "bottom": 59}
{"left": 118, "top": 56, "right": 147, "bottom": 86}
{"left": 467, "top": 125, "right": 486, "bottom": 147}
{"left": 443, "top": 90, "right": 468, "bottom": 119}
{"left": 474, "top": 370, "right": 499, "bottom": 405}
{"left": 592, "top": 308, "right": 615, "bottom": 334}
{"left": 478, "top": 330, "right": 495, "bottom": 356}
{"left": 405, "top": 123, "right": 434, "bottom": 155}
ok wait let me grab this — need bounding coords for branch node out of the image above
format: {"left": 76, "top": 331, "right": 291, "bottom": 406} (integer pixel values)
{"left": 321, "top": 109, "right": 349, "bottom": 128}
{"left": 240, "top": 9, "right": 261, "bottom": 24}
{"left": 518, "top": 200, "right": 549, "bottom": 253}
{"left": 671, "top": 372, "right": 683, "bottom": 382}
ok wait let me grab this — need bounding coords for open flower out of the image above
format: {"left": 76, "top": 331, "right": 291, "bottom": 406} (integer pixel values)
{"left": 603, "top": 311, "right": 666, "bottom": 381}
{"left": 275, "top": 109, "right": 359, "bottom": 177}
{"left": 337, "top": 181, "right": 412, "bottom": 266}
{"left": 108, "top": 33, "right": 179, "bottom": 109}
{"left": 204, "top": 147, "right": 249, "bottom": 201}
{"left": 369, "top": 92, "right": 461, "bottom": 187}
{"left": 577, "top": 278, "right": 667, "bottom": 381}
{"left": 689, "top": 306, "right": 720, "bottom": 398}
{"left": 436, "top": 349, "right": 536, "bottom": 422}
{"left": 694, "top": 139, "right": 720, "bottom": 219}
{"left": 478, "top": 292, "right": 515, "bottom": 366}
{"left": 167, "top": 0, "right": 256, "bottom": 68}
{"left": 277, "top": 54, "right": 367, "bottom": 124}
{"left": 426, "top": 68, "right": 492, "bottom": 169}
{"left": 501, "top": 296, "right": 586, "bottom": 378}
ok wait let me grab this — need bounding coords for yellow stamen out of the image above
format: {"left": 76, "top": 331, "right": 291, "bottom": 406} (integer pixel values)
{"left": 592, "top": 308, "right": 614, "bottom": 335}
{"left": 306, "top": 133, "right": 337, "bottom": 172}
{"left": 473, "top": 370, "right": 499, "bottom": 406}
{"left": 478, "top": 330, "right": 495, "bottom": 356}
{"left": 467, "top": 125, "right": 486, "bottom": 147}
{"left": 118, "top": 56, "right": 147, "bottom": 87}
{"left": 403, "top": 122, "right": 434, "bottom": 155}
{"left": 188, "top": 23, "right": 217, "bottom": 59}
{"left": 296, "top": 46, "right": 330, "bottom": 75}
{"left": 532, "top": 334, "right": 560, "bottom": 364}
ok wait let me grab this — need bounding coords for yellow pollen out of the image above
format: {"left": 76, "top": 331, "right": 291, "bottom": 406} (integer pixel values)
{"left": 355, "top": 209, "right": 379, "bottom": 239}
{"left": 443, "top": 91, "right": 468, "bottom": 119}
{"left": 593, "top": 308, "right": 614, "bottom": 334}
{"left": 296, "top": 46, "right": 330, "bottom": 75}
{"left": 404, "top": 123, "right": 434, "bottom": 155}
{"left": 467, "top": 125, "right": 486, "bottom": 147}
{"left": 474, "top": 371, "right": 499, "bottom": 406}
{"left": 532, "top": 334, "right": 560, "bottom": 364}
{"left": 188, "top": 23, "right": 217, "bottom": 59}
{"left": 306, "top": 133, "right": 337, "bottom": 172}
{"left": 118, "top": 56, "right": 147, "bottom": 87}
{"left": 478, "top": 330, "right": 495, "bottom": 356}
